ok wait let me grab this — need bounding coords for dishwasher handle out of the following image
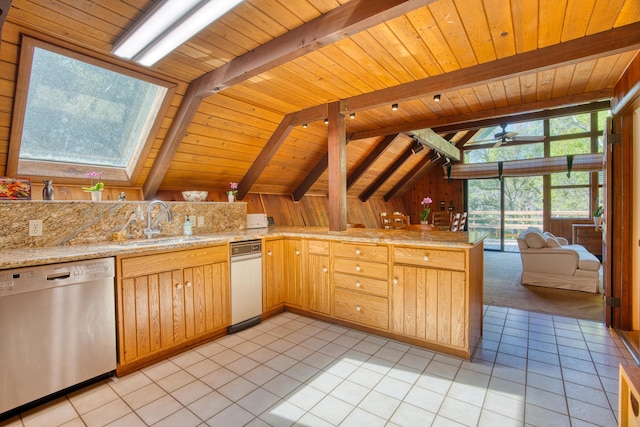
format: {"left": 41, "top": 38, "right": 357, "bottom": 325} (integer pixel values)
{"left": 47, "top": 272, "right": 71, "bottom": 281}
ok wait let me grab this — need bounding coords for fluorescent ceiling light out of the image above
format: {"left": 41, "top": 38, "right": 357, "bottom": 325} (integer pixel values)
{"left": 112, "top": 0, "right": 243, "bottom": 66}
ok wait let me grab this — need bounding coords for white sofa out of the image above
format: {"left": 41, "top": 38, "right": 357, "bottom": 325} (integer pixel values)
{"left": 516, "top": 227, "right": 601, "bottom": 293}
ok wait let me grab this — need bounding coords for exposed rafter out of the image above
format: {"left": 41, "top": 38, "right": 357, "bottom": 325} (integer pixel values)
{"left": 142, "top": 0, "right": 435, "bottom": 198}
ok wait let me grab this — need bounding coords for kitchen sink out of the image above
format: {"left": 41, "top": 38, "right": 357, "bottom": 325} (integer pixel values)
{"left": 119, "top": 236, "right": 210, "bottom": 247}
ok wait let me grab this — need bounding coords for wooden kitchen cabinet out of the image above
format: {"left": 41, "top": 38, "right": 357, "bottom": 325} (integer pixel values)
{"left": 116, "top": 245, "right": 230, "bottom": 374}
{"left": 304, "top": 239, "right": 331, "bottom": 315}
{"left": 391, "top": 244, "right": 483, "bottom": 358}
{"left": 332, "top": 242, "right": 390, "bottom": 330}
{"left": 283, "top": 238, "right": 303, "bottom": 308}
{"left": 263, "top": 238, "right": 284, "bottom": 313}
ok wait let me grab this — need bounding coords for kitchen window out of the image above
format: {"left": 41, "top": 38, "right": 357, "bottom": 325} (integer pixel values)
{"left": 7, "top": 37, "right": 176, "bottom": 185}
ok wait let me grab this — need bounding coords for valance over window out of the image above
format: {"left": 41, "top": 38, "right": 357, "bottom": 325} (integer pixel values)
{"left": 448, "top": 153, "right": 602, "bottom": 180}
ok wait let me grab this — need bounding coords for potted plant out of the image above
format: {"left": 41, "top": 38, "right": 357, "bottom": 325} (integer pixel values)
{"left": 593, "top": 205, "right": 603, "bottom": 226}
{"left": 83, "top": 172, "right": 104, "bottom": 201}
{"left": 227, "top": 182, "right": 238, "bottom": 202}
{"left": 419, "top": 196, "right": 432, "bottom": 224}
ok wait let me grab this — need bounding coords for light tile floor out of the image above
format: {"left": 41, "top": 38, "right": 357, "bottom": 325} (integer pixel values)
{"left": 1, "top": 306, "right": 634, "bottom": 427}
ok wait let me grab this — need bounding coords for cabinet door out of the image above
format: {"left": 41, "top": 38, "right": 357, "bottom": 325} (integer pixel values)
{"left": 263, "top": 239, "right": 284, "bottom": 311}
{"left": 120, "top": 268, "right": 182, "bottom": 364}
{"left": 307, "top": 253, "right": 330, "bottom": 315}
{"left": 284, "top": 239, "right": 303, "bottom": 307}
{"left": 392, "top": 265, "right": 466, "bottom": 349}
{"left": 183, "top": 260, "right": 230, "bottom": 339}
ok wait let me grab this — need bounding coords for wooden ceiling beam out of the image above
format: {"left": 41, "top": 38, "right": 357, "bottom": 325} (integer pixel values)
{"left": 350, "top": 91, "right": 612, "bottom": 140}
{"left": 383, "top": 155, "right": 436, "bottom": 202}
{"left": 236, "top": 113, "right": 296, "bottom": 200}
{"left": 194, "top": 0, "right": 436, "bottom": 97}
{"left": 348, "top": 134, "right": 400, "bottom": 190}
{"left": 342, "top": 22, "right": 640, "bottom": 113}
{"left": 143, "top": 0, "right": 431, "bottom": 198}
{"left": 359, "top": 147, "right": 413, "bottom": 202}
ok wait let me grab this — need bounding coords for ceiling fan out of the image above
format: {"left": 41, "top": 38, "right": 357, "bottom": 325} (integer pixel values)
{"left": 473, "top": 124, "right": 545, "bottom": 147}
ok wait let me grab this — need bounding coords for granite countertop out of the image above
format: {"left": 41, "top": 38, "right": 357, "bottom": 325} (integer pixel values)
{"left": 0, "top": 226, "right": 487, "bottom": 270}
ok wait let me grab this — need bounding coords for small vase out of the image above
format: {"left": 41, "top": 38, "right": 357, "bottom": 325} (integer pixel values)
{"left": 420, "top": 221, "right": 429, "bottom": 225}
{"left": 91, "top": 190, "right": 102, "bottom": 201}
{"left": 227, "top": 193, "right": 235, "bottom": 202}
{"left": 42, "top": 180, "right": 54, "bottom": 200}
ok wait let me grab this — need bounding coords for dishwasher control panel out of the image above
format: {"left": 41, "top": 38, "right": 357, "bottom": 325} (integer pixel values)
{"left": 0, "top": 257, "right": 115, "bottom": 295}
{"left": 230, "top": 240, "right": 262, "bottom": 257}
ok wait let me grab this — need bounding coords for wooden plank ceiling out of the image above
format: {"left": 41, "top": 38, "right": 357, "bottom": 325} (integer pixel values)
{"left": 4, "top": 0, "right": 640, "bottom": 200}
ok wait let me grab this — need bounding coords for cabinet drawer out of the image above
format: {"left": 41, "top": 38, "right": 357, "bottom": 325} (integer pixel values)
{"left": 333, "top": 273, "right": 388, "bottom": 297}
{"left": 332, "top": 242, "right": 388, "bottom": 261}
{"left": 393, "top": 247, "right": 465, "bottom": 271}
{"left": 333, "top": 258, "right": 388, "bottom": 279}
{"left": 307, "top": 240, "right": 329, "bottom": 254}
{"left": 120, "top": 245, "right": 227, "bottom": 278}
{"left": 334, "top": 289, "right": 388, "bottom": 330}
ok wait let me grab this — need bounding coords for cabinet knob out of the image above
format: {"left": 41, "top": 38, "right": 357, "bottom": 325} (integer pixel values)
{"left": 393, "top": 278, "right": 398, "bottom": 285}
{"left": 268, "top": 251, "right": 272, "bottom": 256}
{"left": 356, "top": 306, "right": 361, "bottom": 312}
{"left": 176, "top": 283, "right": 182, "bottom": 290}
{"left": 355, "top": 265, "right": 361, "bottom": 272}
{"left": 323, "top": 267, "right": 328, "bottom": 273}
{"left": 186, "top": 281, "right": 192, "bottom": 288}
{"left": 355, "top": 281, "right": 361, "bottom": 288}
{"left": 295, "top": 250, "right": 300, "bottom": 255}
{"left": 355, "top": 249, "right": 361, "bottom": 255}
{"left": 423, "top": 255, "right": 429, "bottom": 262}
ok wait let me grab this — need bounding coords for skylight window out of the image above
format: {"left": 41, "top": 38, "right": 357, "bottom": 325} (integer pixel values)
{"left": 8, "top": 37, "right": 175, "bottom": 184}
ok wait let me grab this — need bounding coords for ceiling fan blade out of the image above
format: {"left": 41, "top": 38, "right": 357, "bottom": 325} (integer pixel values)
{"left": 504, "top": 131, "right": 519, "bottom": 138}
{"left": 511, "top": 136, "right": 545, "bottom": 142}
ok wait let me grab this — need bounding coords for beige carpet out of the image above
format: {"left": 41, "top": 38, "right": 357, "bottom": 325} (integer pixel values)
{"left": 483, "top": 250, "right": 605, "bottom": 321}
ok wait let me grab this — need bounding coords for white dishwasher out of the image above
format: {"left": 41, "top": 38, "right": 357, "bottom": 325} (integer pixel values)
{"left": 229, "top": 240, "right": 263, "bottom": 333}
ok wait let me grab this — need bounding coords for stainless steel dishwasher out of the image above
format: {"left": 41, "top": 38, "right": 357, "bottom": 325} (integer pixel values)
{"left": 229, "top": 240, "right": 263, "bottom": 334}
{"left": 0, "top": 257, "right": 117, "bottom": 415}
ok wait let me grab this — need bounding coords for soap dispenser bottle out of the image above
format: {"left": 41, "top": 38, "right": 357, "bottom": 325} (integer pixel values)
{"left": 183, "top": 215, "right": 193, "bottom": 236}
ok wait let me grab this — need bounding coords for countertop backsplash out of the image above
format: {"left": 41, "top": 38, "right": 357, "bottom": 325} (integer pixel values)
{"left": 0, "top": 200, "right": 246, "bottom": 250}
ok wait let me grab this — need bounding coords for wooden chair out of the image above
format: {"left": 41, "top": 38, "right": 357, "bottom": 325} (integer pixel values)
{"left": 432, "top": 211, "right": 452, "bottom": 230}
{"left": 449, "top": 213, "right": 462, "bottom": 231}
{"left": 380, "top": 213, "right": 409, "bottom": 229}
{"left": 458, "top": 212, "right": 467, "bottom": 231}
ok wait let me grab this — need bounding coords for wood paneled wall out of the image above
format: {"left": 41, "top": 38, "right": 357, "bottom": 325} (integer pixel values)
{"left": 402, "top": 164, "right": 464, "bottom": 225}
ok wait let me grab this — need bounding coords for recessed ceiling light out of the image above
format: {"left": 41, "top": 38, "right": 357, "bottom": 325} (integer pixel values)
{"left": 391, "top": 103, "right": 399, "bottom": 111}
{"left": 433, "top": 94, "right": 441, "bottom": 102}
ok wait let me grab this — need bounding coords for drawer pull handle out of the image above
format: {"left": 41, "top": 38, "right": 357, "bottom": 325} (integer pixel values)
{"left": 356, "top": 281, "right": 361, "bottom": 288}
{"left": 393, "top": 278, "right": 398, "bottom": 285}
{"left": 176, "top": 283, "right": 182, "bottom": 290}
{"left": 423, "top": 255, "right": 429, "bottom": 262}
{"left": 355, "top": 265, "right": 361, "bottom": 272}
{"left": 323, "top": 267, "right": 328, "bottom": 273}
{"left": 267, "top": 251, "right": 272, "bottom": 256}
{"left": 356, "top": 306, "right": 361, "bottom": 312}
{"left": 186, "top": 281, "right": 192, "bottom": 288}
{"left": 355, "top": 249, "right": 361, "bottom": 255}
{"left": 295, "top": 250, "right": 300, "bottom": 255}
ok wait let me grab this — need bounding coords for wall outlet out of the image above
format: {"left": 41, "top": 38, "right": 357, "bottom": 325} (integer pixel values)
{"left": 197, "top": 216, "right": 205, "bottom": 227}
{"left": 29, "top": 220, "right": 43, "bottom": 236}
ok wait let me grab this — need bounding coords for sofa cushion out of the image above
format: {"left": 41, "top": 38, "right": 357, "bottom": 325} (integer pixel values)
{"left": 564, "top": 244, "right": 601, "bottom": 271}
{"left": 546, "top": 236, "right": 562, "bottom": 248}
{"left": 524, "top": 230, "right": 546, "bottom": 248}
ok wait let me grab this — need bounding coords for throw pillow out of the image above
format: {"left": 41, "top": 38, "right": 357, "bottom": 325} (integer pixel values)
{"left": 546, "top": 236, "right": 561, "bottom": 248}
{"left": 525, "top": 230, "right": 546, "bottom": 248}
{"left": 543, "top": 231, "right": 556, "bottom": 239}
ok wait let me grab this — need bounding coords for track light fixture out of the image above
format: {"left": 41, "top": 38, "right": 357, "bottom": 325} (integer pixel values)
{"left": 443, "top": 157, "right": 451, "bottom": 166}
{"left": 349, "top": 112, "right": 356, "bottom": 119}
{"left": 433, "top": 94, "right": 441, "bottom": 102}
{"left": 391, "top": 103, "right": 399, "bottom": 111}
{"left": 302, "top": 123, "right": 308, "bottom": 128}
{"left": 411, "top": 139, "right": 424, "bottom": 154}
{"left": 324, "top": 118, "right": 328, "bottom": 124}
{"left": 430, "top": 151, "right": 441, "bottom": 162}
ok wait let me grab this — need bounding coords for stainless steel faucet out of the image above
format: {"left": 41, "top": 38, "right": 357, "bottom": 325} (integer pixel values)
{"left": 143, "top": 200, "right": 173, "bottom": 239}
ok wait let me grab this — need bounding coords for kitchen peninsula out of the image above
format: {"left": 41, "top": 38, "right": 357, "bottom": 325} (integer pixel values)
{"left": 0, "top": 201, "right": 485, "bottom": 369}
